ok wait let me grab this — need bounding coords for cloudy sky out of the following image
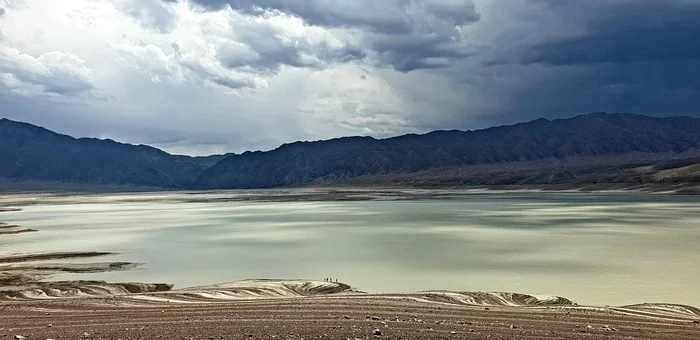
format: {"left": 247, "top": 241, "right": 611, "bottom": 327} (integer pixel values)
{"left": 0, "top": 0, "right": 698, "bottom": 155}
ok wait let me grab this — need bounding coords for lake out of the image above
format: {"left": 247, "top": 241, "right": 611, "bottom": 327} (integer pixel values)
{"left": 1, "top": 190, "right": 699, "bottom": 306}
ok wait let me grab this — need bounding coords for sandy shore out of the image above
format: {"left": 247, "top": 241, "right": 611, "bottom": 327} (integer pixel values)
{"left": 0, "top": 208, "right": 171, "bottom": 297}
{"left": 0, "top": 222, "right": 36, "bottom": 235}
{"left": 1, "top": 280, "right": 699, "bottom": 340}
{"left": 0, "top": 209, "right": 34, "bottom": 234}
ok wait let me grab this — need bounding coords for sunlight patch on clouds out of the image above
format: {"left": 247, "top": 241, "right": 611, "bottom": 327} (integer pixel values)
{"left": 0, "top": 45, "right": 96, "bottom": 97}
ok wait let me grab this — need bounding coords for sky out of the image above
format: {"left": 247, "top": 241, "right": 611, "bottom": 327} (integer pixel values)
{"left": 0, "top": 0, "right": 698, "bottom": 155}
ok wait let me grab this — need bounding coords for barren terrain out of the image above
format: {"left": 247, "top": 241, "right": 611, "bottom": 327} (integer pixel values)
{"left": 1, "top": 280, "right": 699, "bottom": 340}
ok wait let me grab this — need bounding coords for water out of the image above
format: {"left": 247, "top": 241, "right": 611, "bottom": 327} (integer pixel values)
{"left": 1, "top": 191, "right": 699, "bottom": 306}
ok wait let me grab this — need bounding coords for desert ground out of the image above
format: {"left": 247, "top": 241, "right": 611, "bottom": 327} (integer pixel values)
{"left": 1, "top": 281, "right": 700, "bottom": 340}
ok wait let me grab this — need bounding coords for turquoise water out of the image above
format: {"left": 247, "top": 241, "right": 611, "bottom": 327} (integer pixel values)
{"left": 1, "top": 191, "right": 699, "bottom": 306}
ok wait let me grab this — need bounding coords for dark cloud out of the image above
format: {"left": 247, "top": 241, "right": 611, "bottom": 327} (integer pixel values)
{"left": 217, "top": 37, "right": 365, "bottom": 74}
{"left": 209, "top": 10, "right": 367, "bottom": 74}
{"left": 522, "top": 1, "right": 700, "bottom": 65}
{"left": 369, "top": 34, "right": 470, "bottom": 72}
{"left": 412, "top": 0, "right": 700, "bottom": 130}
{"left": 161, "top": 0, "right": 700, "bottom": 139}
{"left": 210, "top": 76, "right": 255, "bottom": 90}
{"left": 165, "top": 0, "right": 480, "bottom": 72}
{"left": 167, "top": 0, "right": 478, "bottom": 32}
{"left": 452, "top": 61, "right": 700, "bottom": 130}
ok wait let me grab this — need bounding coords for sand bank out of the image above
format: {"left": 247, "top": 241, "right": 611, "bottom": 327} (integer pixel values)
{"left": 1, "top": 280, "right": 699, "bottom": 340}
{"left": 0, "top": 209, "right": 170, "bottom": 301}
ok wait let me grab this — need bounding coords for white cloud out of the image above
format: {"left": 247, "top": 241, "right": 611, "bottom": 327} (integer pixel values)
{"left": 298, "top": 65, "right": 415, "bottom": 137}
{"left": 0, "top": 45, "right": 96, "bottom": 97}
{"left": 0, "top": 0, "right": 435, "bottom": 153}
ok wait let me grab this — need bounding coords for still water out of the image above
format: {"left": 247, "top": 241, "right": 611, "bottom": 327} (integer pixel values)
{"left": 1, "top": 191, "right": 699, "bottom": 306}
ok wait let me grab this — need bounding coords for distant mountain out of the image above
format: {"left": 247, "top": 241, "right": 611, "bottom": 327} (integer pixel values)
{"left": 0, "top": 118, "right": 228, "bottom": 188}
{"left": 194, "top": 113, "right": 700, "bottom": 189}
{"left": 2, "top": 113, "right": 700, "bottom": 191}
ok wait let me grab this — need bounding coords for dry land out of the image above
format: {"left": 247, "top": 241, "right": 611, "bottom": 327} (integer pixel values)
{"left": 1, "top": 284, "right": 699, "bottom": 340}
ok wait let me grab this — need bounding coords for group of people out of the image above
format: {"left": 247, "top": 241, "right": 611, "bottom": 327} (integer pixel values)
{"left": 323, "top": 278, "right": 338, "bottom": 283}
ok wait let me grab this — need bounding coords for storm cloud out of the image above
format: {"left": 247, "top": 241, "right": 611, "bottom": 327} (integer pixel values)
{"left": 0, "top": 0, "right": 698, "bottom": 155}
{"left": 522, "top": 1, "right": 700, "bottom": 65}
{"left": 163, "top": 0, "right": 481, "bottom": 72}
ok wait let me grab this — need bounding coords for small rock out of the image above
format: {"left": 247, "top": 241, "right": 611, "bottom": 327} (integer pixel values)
{"left": 586, "top": 325, "right": 593, "bottom": 329}
{"left": 14, "top": 336, "right": 26, "bottom": 340}
{"left": 370, "top": 316, "right": 381, "bottom": 320}
{"left": 343, "top": 315, "right": 350, "bottom": 319}
{"left": 372, "top": 329, "right": 382, "bottom": 336}
{"left": 469, "top": 329, "right": 475, "bottom": 332}
{"left": 47, "top": 324, "right": 52, "bottom": 327}
{"left": 693, "top": 320, "right": 700, "bottom": 324}
{"left": 510, "top": 324, "right": 517, "bottom": 329}
{"left": 83, "top": 332, "right": 91, "bottom": 338}
{"left": 450, "top": 331, "right": 457, "bottom": 335}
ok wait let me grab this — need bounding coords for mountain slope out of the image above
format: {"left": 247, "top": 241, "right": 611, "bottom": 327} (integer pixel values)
{"left": 195, "top": 113, "right": 700, "bottom": 189}
{"left": 0, "top": 118, "right": 228, "bottom": 188}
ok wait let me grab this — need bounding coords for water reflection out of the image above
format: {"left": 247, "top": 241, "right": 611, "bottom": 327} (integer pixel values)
{"left": 1, "top": 192, "right": 699, "bottom": 306}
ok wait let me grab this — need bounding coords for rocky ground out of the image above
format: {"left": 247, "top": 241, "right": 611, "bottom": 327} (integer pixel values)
{"left": 2, "top": 293, "right": 700, "bottom": 340}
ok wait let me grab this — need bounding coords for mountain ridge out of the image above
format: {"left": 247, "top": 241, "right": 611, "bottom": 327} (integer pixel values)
{"left": 0, "top": 118, "right": 230, "bottom": 188}
{"left": 195, "top": 112, "right": 700, "bottom": 189}
{"left": 2, "top": 112, "right": 700, "bottom": 190}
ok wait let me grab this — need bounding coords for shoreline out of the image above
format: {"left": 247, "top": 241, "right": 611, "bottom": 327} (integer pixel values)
{"left": 2, "top": 195, "right": 700, "bottom": 309}
{"left": 2, "top": 200, "right": 700, "bottom": 339}
{"left": 0, "top": 208, "right": 165, "bottom": 297}
{"left": 2, "top": 181, "right": 700, "bottom": 196}
{"left": 2, "top": 186, "right": 700, "bottom": 210}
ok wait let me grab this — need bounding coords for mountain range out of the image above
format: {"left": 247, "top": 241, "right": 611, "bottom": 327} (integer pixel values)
{"left": 0, "top": 118, "right": 227, "bottom": 189}
{"left": 1, "top": 113, "right": 700, "bottom": 191}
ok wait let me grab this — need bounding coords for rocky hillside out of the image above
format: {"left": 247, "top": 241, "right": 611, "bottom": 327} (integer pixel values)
{"left": 194, "top": 113, "right": 700, "bottom": 188}
{"left": 0, "top": 118, "right": 228, "bottom": 188}
{"left": 2, "top": 113, "right": 700, "bottom": 190}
